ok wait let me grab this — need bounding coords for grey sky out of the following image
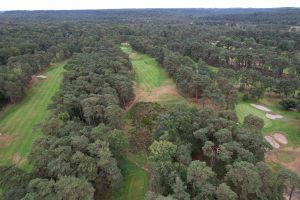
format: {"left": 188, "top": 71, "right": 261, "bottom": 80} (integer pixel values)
{"left": 1, "top": 0, "right": 299, "bottom": 11}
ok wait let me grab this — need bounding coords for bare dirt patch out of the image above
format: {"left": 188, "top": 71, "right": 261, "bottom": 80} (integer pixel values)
{"left": 12, "top": 154, "right": 27, "bottom": 166}
{"left": 129, "top": 52, "right": 138, "bottom": 60}
{"left": 266, "top": 147, "right": 300, "bottom": 174}
{"left": 28, "top": 75, "right": 39, "bottom": 87}
{"left": 0, "top": 134, "right": 14, "bottom": 148}
{"left": 127, "top": 80, "right": 182, "bottom": 108}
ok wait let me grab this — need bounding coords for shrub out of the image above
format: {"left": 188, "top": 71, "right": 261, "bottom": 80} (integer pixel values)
{"left": 279, "top": 98, "right": 297, "bottom": 110}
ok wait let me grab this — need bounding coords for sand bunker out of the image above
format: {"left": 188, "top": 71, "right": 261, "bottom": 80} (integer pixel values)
{"left": 36, "top": 75, "right": 47, "bottom": 79}
{"left": 265, "top": 133, "right": 288, "bottom": 149}
{"left": 266, "top": 113, "right": 283, "bottom": 120}
{"left": 265, "top": 136, "right": 280, "bottom": 149}
{"left": 251, "top": 104, "right": 283, "bottom": 120}
{"left": 273, "top": 133, "right": 288, "bottom": 144}
{"left": 251, "top": 104, "right": 271, "bottom": 112}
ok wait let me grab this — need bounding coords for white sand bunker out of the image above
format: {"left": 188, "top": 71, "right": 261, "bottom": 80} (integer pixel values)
{"left": 265, "top": 136, "right": 280, "bottom": 149}
{"left": 251, "top": 104, "right": 283, "bottom": 120}
{"left": 251, "top": 104, "right": 271, "bottom": 112}
{"left": 266, "top": 113, "right": 283, "bottom": 120}
{"left": 265, "top": 133, "right": 288, "bottom": 149}
{"left": 273, "top": 133, "right": 288, "bottom": 144}
{"left": 36, "top": 75, "right": 47, "bottom": 79}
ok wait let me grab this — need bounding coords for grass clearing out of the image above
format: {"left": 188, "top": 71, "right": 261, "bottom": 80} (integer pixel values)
{"left": 119, "top": 44, "right": 192, "bottom": 198}
{"left": 121, "top": 43, "right": 189, "bottom": 106}
{"left": 0, "top": 61, "right": 66, "bottom": 171}
{"left": 236, "top": 101, "right": 272, "bottom": 128}
{"left": 236, "top": 100, "right": 300, "bottom": 146}
{"left": 121, "top": 44, "right": 167, "bottom": 92}
{"left": 208, "top": 65, "right": 219, "bottom": 73}
{"left": 114, "top": 159, "right": 149, "bottom": 200}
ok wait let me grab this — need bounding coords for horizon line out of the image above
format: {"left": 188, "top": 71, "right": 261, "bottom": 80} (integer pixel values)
{"left": 1, "top": 7, "right": 300, "bottom": 11}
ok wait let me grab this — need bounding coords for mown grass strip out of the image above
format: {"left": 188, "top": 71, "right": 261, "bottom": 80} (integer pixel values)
{"left": 0, "top": 61, "right": 66, "bottom": 170}
{"left": 121, "top": 44, "right": 167, "bottom": 91}
{"left": 114, "top": 159, "right": 149, "bottom": 200}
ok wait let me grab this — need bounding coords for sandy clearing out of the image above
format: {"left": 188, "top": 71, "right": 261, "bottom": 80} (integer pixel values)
{"left": 266, "top": 147, "right": 300, "bottom": 174}
{"left": 251, "top": 104, "right": 272, "bottom": 112}
{"left": 265, "top": 136, "right": 280, "bottom": 149}
{"left": 125, "top": 81, "right": 181, "bottom": 111}
{"left": 131, "top": 80, "right": 181, "bottom": 103}
{"left": 266, "top": 113, "right": 283, "bottom": 120}
{"left": 273, "top": 133, "right": 288, "bottom": 144}
{"left": 140, "top": 84, "right": 180, "bottom": 102}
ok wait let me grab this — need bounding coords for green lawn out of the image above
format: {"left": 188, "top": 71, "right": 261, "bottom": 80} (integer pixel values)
{"left": 236, "top": 102, "right": 273, "bottom": 128}
{"left": 114, "top": 159, "right": 149, "bottom": 200}
{"left": 208, "top": 65, "right": 219, "bottom": 73}
{"left": 121, "top": 44, "right": 167, "bottom": 92}
{"left": 0, "top": 61, "right": 66, "bottom": 171}
{"left": 236, "top": 98, "right": 300, "bottom": 146}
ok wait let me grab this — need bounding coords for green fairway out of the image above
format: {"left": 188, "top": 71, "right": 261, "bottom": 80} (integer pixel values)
{"left": 0, "top": 61, "right": 66, "bottom": 170}
{"left": 121, "top": 43, "right": 167, "bottom": 92}
{"left": 114, "top": 159, "right": 149, "bottom": 200}
{"left": 236, "top": 99, "right": 300, "bottom": 146}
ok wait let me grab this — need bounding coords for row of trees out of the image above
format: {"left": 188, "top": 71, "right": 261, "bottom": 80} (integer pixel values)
{"left": 0, "top": 22, "right": 103, "bottom": 108}
{"left": 117, "top": 19, "right": 299, "bottom": 101}
{"left": 0, "top": 24, "right": 77, "bottom": 108}
{"left": 0, "top": 40, "right": 134, "bottom": 199}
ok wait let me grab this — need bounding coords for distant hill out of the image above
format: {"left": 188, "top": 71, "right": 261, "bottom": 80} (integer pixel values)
{"left": 0, "top": 8, "right": 299, "bottom": 24}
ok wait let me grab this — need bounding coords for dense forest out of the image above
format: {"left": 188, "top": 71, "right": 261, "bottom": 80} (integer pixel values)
{"left": 0, "top": 8, "right": 300, "bottom": 200}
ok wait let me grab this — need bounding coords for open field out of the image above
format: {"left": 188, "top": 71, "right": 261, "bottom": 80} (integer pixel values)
{"left": 121, "top": 43, "right": 189, "bottom": 107}
{"left": 114, "top": 159, "right": 149, "bottom": 200}
{"left": 0, "top": 62, "right": 65, "bottom": 171}
{"left": 121, "top": 44, "right": 167, "bottom": 92}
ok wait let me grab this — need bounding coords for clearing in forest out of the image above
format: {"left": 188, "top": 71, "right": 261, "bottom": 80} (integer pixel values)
{"left": 114, "top": 158, "right": 149, "bottom": 200}
{"left": 121, "top": 43, "right": 188, "bottom": 108}
{"left": 236, "top": 97, "right": 300, "bottom": 173}
{"left": 0, "top": 61, "right": 66, "bottom": 171}
{"left": 118, "top": 44, "right": 189, "bottom": 199}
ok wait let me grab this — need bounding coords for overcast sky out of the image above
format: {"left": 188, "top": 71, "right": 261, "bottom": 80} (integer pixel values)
{"left": 1, "top": 0, "right": 299, "bottom": 11}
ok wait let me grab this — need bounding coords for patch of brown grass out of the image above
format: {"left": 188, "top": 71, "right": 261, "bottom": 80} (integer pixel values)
{"left": 12, "top": 154, "right": 27, "bottom": 166}
{"left": 266, "top": 147, "right": 300, "bottom": 174}
{"left": 0, "top": 134, "right": 14, "bottom": 148}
